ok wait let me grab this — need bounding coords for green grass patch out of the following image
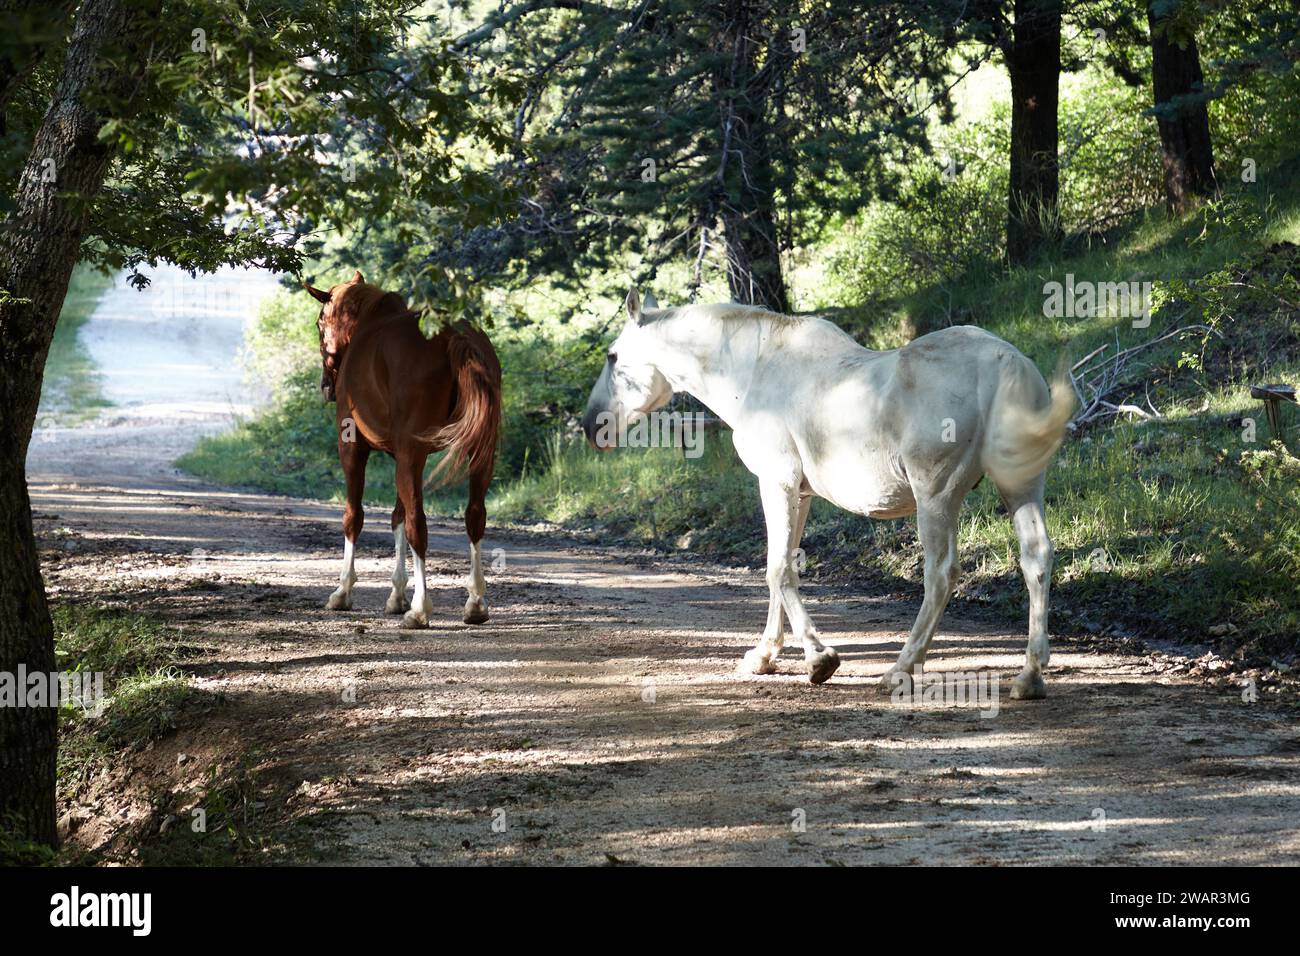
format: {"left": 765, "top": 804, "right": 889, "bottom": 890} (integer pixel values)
{"left": 53, "top": 605, "right": 206, "bottom": 798}
{"left": 53, "top": 603, "right": 198, "bottom": 676}
{"left": 49, "top": 607, "right": 295, "bottom": 865}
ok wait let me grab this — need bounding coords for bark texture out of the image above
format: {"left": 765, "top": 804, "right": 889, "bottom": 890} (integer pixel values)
{"left": 1006, "top": 0, "right": 1062, "bottom": 262}
{"left": 1148, "top": 3, "right": 1217, "bottom": 213}
{"left": 0, "top": 0, "right": 154, "bottom": 846}
{"left": 712, "top": 0, "right": 790, "bottom": 313}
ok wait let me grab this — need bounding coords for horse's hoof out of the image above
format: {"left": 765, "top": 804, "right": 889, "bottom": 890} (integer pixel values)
{"left": 877, "top": 668, "right": 907, "bottom": 695}
{"left": 326, "top": 590, "right": 352, "bottom": 611}
{"left": 463, "top": 600, "right": 489, "bottom": 625}
{"left": 738, "top": 646, "right": 779, "bottom": 675}
{"left": 1011, "top": 667, "right": 1047, "bottom": 700}
{"left": 401, "top": 609, "right": 429, "bottom": 629}
{"left": 385, "top": 591, "right": 410, "bottom": 615}
{"left": 807, "top": 648, "right": 840, "bottom": 685}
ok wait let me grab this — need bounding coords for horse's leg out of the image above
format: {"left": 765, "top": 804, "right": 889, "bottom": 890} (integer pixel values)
{"left": 384, "top": 501, "right": 411, "bottom": 614}
{"left": 752, "top": 477, "right": 839, "bottom": 684}
{"left": 791, "top": 492, "right": 812, "bottom": 583}
{"left": 397, "top": 451, "right": 433, "bottom": 629}
{"left": 877, "top": 494, "right": 961, "bottom": 689}
{"left": 327, "top": 439, "right": 369, "bottom": 611}
{"left": 462, "top": 466, "right": 490, "bottom": 625}
{"left": 1003, "top": 478, "right": 1053, "bottom": 700}
{"left": 738, "top": 492, "right": 809, "bottom": 675}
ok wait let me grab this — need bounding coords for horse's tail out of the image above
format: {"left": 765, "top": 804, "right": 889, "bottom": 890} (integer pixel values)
{"left": 981, "top": 356, "right": 1074, "bottom": 494}
{"left": 426, "top": 323, "right": 502, "bottom": 489}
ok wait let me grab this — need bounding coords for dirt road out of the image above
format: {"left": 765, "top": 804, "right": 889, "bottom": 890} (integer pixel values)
{"left": 27, "top": 443, "right": 1300, "bottom": 865}
{"left": 25, "top": 271, "right": 1300, "bottom": 866}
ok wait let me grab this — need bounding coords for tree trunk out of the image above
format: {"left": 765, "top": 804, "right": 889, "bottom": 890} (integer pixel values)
{"left": 0, "top": 0, "right": 153, "bottom": 848}
{"left": 1005, "top": 0, "right": 1062, "bottom": 263}
{"left": 720, "top": 169, "right": 789, "bottom": 314}
{"left": 1148, "top": 2, "right": 1217, "bottom": 214}
{"left": 712, "top": 1, "right": 790, "bottom": 314}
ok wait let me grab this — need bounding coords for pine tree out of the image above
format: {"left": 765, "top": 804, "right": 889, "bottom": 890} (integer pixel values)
{"left": 454, "top": 1, "right": 954, "bottom": 311}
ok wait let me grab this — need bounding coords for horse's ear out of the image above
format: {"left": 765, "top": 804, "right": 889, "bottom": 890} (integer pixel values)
{"left": 304, "top": 282, "right": 330, "bottom": 304}
{"left": 352, "top": 270, "right": 365, "bottom": 284}
{"left": 625, "top": 287, "right": 642, "bottom": 325}
{"left": 642, "top": 290, "right": 659, "bottom": 310}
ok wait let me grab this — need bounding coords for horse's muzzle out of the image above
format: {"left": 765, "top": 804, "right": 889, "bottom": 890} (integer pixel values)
{"left": 581, "top": 408, "right": 617, "bottom": 451}
{"left": 321, "top": 380, "right": 336, "bottom": 403}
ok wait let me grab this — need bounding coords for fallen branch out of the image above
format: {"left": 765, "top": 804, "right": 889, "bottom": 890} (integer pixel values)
{"left": 1068, "top": 324, "right": 1220, "bottom": 430}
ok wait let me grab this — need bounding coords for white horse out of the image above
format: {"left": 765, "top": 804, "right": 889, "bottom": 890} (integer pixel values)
{"left": 582, "top": 289, "right": 1073, "bottom": 699}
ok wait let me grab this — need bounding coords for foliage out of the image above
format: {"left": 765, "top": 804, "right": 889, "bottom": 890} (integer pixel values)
{"left": 821, "top": 139, "right": 1006, "bottom": 311}
{"left": 53, "top": 605, "right": 205, "bottom": 797}
{"left": 242, "top": 284, "right": 321, "bottom": 396}
{"left": 0, "top": 824, "right": 57, "bottom": 866}
{"left": 2, "top": 1, "right": 517, "bottom": 311}
{"left": 136, "top": 752, "right": 294, "bottom": 865}
{"left": 420, "top": 0, "right": 961, "bottom": 310}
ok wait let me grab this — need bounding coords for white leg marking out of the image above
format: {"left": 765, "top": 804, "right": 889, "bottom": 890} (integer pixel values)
{"left": 401, "top": 550, "right": 433, "bottom": 628}
{"left": 326, "top": 537, "right": 356, "bottom": 611}
{"left": 385, "top": 524, "right": 410, "bottom": 614}
{"left": 463, "top": 541, "right": 489, "bottom": 624}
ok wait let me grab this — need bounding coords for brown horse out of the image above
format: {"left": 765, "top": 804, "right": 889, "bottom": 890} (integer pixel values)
{"left": 305, "top": 271, "right": 501, "bottom": 628}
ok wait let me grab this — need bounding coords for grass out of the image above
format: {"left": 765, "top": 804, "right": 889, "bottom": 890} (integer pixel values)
{"left": 52, "top": 605, "right": 206, "bottom": 799}
{"left": 0, "top": 605, "right": 206, "bottom": 865}
{"left": 37, "top": 264, "right": 114, "bottom": 425}
{"left": 52, "top": 603, "right": 198, "bottom": 676}
{"left": 48, "top": 605, "right": 297, "bottom": 865}
{"left": 41, "top": 605, "right": 305, "bottom": 865}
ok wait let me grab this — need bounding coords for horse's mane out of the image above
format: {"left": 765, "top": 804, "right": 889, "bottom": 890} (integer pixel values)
{"left": 649, "top": 302, "right": 801, "bottom": 327}
{"left": 362, "top": 287, "right": 419, "bottom": 322}
{"left": 342, "top": 284, "right": 420, "bottom": 327}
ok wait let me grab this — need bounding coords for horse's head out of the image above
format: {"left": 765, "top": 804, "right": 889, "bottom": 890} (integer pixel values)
{"left": 304, "top": 270, "right": 369, "bottom": 402}
{"left": 581, "top": 287, "right": 674, "bottom": 450}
